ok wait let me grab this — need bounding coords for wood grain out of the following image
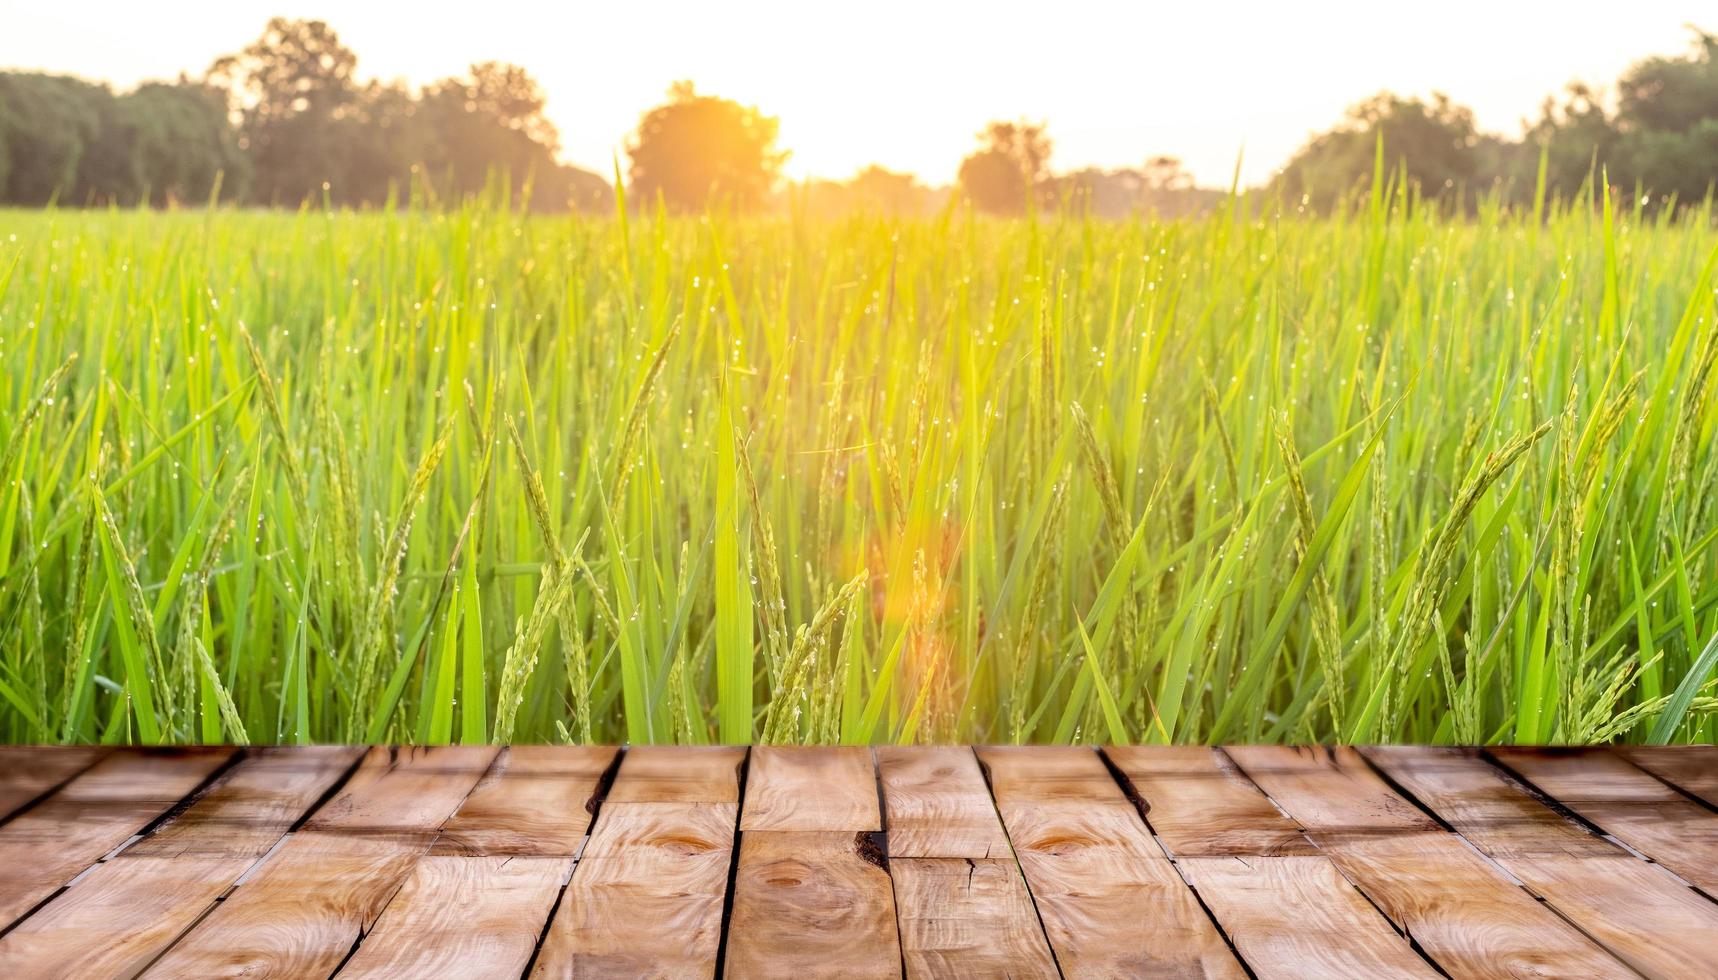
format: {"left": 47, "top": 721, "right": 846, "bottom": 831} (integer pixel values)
{"left": 726, "top": 831, "right": 901, "bottom": 979}
{"left": 0, "top": 747, "right": 232, "bottom": 928}
{"left": 1229, "top": 746, "right": 1630, "bottom": 980}
{"left": 741, "top": 745, "right": 880, "bottom": 831}
{"left": 127, "top": 746, "right": 364, "bottom": 859}
{"left": 1104, "top": 745, "right": 1315, "bottom": 857}
{"left": 1620, "top": 745, "right": 1718, "bottom": 808}
{"left": 142, "top": 746, "right": 495, "bottom": 978}
{"left": 531, "top": 746, "right": 743, "bottom": 978}
{"left": 1367, "top": 745, "right": 1718, "bottom": 980}
{"left": 0, "top": 746, "right": 107, "bottom": 822}
{"left": 892, "top": 857, "right": 1057, "bottom": 979}
{"left": 1492, "top": 745, "right": 1718, "bottom": 891}
{"left": 876, "top": 746, "right": 1010, "bottom": 859}
{"left": 0, "top": 744, "right": 1704, "bottom": 978}
{"left": 976, "top": 746, "right": 1244, "bottom": 978}
{"left": 298, "top": 745, "right": 499, "bottom": 839}
{"left": 1224, "top": 746, "right": 1442, "bottom": 833}
{"left": 0, "top": 747, "right": 359, "bottom": 979}
{"left": 729, "top": 744, "right": 898, "bottom": 976}
{"left": 432, "top": 745, "right": 617, "bottom": 856}
{"left": 878, "top": 747, "right": 1056, "bottom": 977}
{"left": 343, "top": 747, "right": 614, "bottom": 975}
{"left": 1180, "top": 856, "right": 1441, "bottom": 978}
{"left": 338, "top": 855, "right": 572, "bottom": 978}
{"left": 1105, "top": 747, "right": 1435, "bottom": 977}
{"left": 602, "top": 745, "right": 746, "bottom": 804}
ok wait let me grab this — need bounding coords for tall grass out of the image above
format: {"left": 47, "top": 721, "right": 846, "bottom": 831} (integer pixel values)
{"left": 2, "top": 183, "right": 1716, "bottom": 746}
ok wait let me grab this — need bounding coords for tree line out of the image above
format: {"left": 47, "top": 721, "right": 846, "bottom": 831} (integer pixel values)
{"left": 1274, "top": 29, "right": 1718, "bottom": 212}
{"left": 0, "top": 19, "right": 609, "bottom": 211}
{"left": 1, "top": 19, "right": 1715, "bottom": 214}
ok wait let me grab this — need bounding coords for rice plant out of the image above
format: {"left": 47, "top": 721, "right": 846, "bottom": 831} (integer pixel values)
{"left": 1, "top": 181, "right": 1716, "bottom": 746}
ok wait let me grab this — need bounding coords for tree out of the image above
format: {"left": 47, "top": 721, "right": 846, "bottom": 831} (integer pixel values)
{"left": 123, "top": 79, "right": 249, "bottom": 204}
{"left": 562, "top": 166, "right": 615, "bottom": 213}
{"left": 0, "top": 74, "right": 106, "bottom": 204}
{"left": 849, "top": 165, "right": 927, "bottom": 214}
{"left": 1142, "top": 155, "right": 1192, "bottom": 194}
{"left": 207, "top": 18, "right": 361, "bottom": 204}
{"left": 627, "top": 82, "right": 786, "bottom": 211}
{"left": 1521, "top": 83, "right": 1619, "bottom": 201}
{"left": 1273, "top": 93, "right": 1500, "bottom": 211}
{"left": 1613, "top": 30, "right": 1718, "bottom": 203}
{"left": 958, "top": 120, "right": 1051, "bottom": 214}
{"left": 420, "top": 62, "right": 557, "bottom": 201}
{"left": 339, "top": 80, "right": 422, "bottom": 205}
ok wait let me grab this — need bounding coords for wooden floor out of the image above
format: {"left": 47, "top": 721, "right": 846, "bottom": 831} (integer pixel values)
{"left": 0, "top": 746, "right": 1713, "bottom": 978}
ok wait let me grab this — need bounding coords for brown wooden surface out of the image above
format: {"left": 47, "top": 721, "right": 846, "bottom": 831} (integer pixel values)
{"left": 1621, "top": 744, "right": 1718, "bottom": 807}
{"left": 0, "top": 746, "right": 108, "bottom": 822}
{"left": 876, "top": 746, "right": 1010, "bottom": 859}
{"left": 1491, "top": 745, "right": 1718, "bottom": 891}
{"left": 0, "top": 746, "right": 359, "bottom": 979}
{"left": 432, "top": 745, "right": 618, "bottom": 856}
{"left": 1105, "top": 745, "right": 1315, "bottom": 857}
{"left": 1179, "top": 856, "right": 1442, "bottom": 978}
{"left": 345, "top": 746, "right": 614, "bottom": 977}
{"left": 891, "top": 857, "right": 1058, "bottom": 979}
{"left": 1228, "top": 746, "right": 1632, "bottom": 980}
{"left": 1367, "top": 745, "right": 1718, "bottom": 980}
{"left": 741, "top": 745, "right": 880, "bottom": 831}
{"left": 729, "top": 743, "right": 899, "bottom": 978}
{"left": 0, "top": 747, "right": 232, "bottom": 928}
{"left": 727, "top": 831, "right": 902, "bottom": 979}
{"left": 1107, "top": 746, "right": 1437, "bottom": 978}
{"left": 532, "top": 746, "right": 744, "bottom": 978}
{"left": 141, "top": 746, "right": 496, "bottom": 978}
{"left": 0, "top": 744, "right": 1711, "bottom": 977}
{"left": 879, "top": 746, "right": 1058, "bottom": 978}
{"left": 339, "top": 855, "right": 572, "bottom": 978}
{"left": 977, "top": 746, "right": 1245, "bottom": 978}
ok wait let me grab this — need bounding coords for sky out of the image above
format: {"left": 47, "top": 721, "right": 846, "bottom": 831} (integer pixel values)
{"left": 3, "top": 2, "right": 1711, "bottom": 187}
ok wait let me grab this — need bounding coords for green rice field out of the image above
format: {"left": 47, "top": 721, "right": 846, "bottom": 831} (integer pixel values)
{"left": 2, "top": 185, "right": 1716, "bottom": 746}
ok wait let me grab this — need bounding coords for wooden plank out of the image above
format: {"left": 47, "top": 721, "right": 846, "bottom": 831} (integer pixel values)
{"left": 1106, "top": 746, "right": 1436, "bottom": 978}
{"left": 726, "top": 831, "right": 901, "bottom": 979}
{"left": 1367, "top": 745, "right": 1718, "bottom": 980}
{"left": 1105, "top": 745, "right": 1315, "bottom": 857}
{"left": 876, "top": 746, "right": 1010, "bottom": 859}
{"left": 0, "top": 747, "right": 360, "bottom": 979}
{"left": 431, "top": 745, "right": 618, "bottom": 856}
{"left": 126, "top": 746, "right": 365, "bottom": 859}
{"left": 1492, "top": 746, "right": 1718, "bottom": 891}
{"left": 729, "top": 743, "right": 899, "bottom": 978}
{"left": 1620, "top": 744, "right": 1718, "bottom": 809}
{"left": 1229, "top": 746, "right": 1630, "bottom": 980}
{"left": 741, "top": 745, "right": 879, "bottom": 831}
{"left": 338, "top": 855, "right": 571, "bottom": 978}
{"left": 1179, "top": 856, "right": 1441, "bottom": 978}
{"left": 892, "top": 858, "right": 1058, "bottom": 979}
{"left": 876, "top": 747, "right": 1055, "bottom": 978}
{"left": 297, "top": 745, "right": 498, "bottom": 839}
{"left": 976, "top": 746, "right": 1244, "bottom": 978}
{"left": 602, "top": 744, "right": 745, "bottom": 804}
{"left": 0, "top": 746, "right": 108, "bottom": 822}
{"left": 1224, "top": 746, "right": 1443, "bottom": 833}
{"left": 531, "top": 746, "right": 744, "bottom": 978}
{"left": 142, "top": 746, "right": 495, "bottom": 978}
{"left": 0, "top": 747, "right": 232, "bottom": 927}
{"left": 344, "top": 746, "right": 615, "bottom": 974}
